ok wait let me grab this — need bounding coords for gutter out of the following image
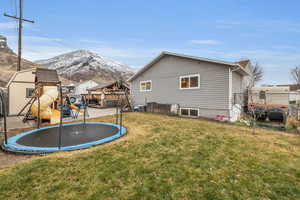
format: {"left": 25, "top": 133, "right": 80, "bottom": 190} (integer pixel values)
{"left": 231, "top": 64, "right": 249, "bottom": 76}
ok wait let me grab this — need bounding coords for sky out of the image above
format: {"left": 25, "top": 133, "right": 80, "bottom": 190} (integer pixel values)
{"left": 1, "top": 0, "right": 300, "bottom": 85}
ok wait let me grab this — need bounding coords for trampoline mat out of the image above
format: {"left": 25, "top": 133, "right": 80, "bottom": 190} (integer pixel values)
{"left": 16, "top": 124, "right": 119, "bottom": 148}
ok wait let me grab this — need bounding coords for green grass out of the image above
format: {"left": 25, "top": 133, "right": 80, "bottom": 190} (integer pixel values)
{"left": 1, "top": 112, "right": 300, "bottom": 200}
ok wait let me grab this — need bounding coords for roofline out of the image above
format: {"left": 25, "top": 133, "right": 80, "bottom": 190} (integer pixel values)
{"left": 128, "top": 51, "right": 249, "bottom": 82}
{"left": 5, "top": 68, "right": 36, "bottom": 88}
{"left": 88, "top": 81, "right": 129, "bottom": 91}
{"left": 74, "top": 80, "right": 98, "bottom": 86}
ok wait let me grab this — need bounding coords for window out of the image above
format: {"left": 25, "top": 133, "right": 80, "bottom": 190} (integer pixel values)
{"left": 259, "top": 90, "right": 266, "bottom": 100}
{"left": 190, "top": 109, "right": 199, "bottom": 117}
{"left": 180, "top": 108, "right": 189, "bottom": 116}
{"left": 26, "top": 88, "right": 35, "bottom": 98}
{"left": 140, "top": 80, "right": 152, "bottom": 92}
{"left": 180, "top": 74, "right": 200, "bottom": 89}
{"left": 180, "top": 108, "right": 199, "bottom": 117}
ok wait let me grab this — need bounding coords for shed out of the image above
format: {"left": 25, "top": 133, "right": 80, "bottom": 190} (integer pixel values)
{"left": 6, "top": 68, "right": 36, "bottom": 115}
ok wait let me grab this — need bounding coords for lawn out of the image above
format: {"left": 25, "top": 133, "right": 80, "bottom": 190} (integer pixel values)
{"left": 0, "top": 112, "right": 300, "bottom": 200}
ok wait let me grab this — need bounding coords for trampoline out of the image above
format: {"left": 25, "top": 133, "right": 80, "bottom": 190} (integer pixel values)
{"left": 1, "top": 122, "right": 126, "bottom": 154}
{"left": 0, "top": 83, "right": 129, "bottom": 155}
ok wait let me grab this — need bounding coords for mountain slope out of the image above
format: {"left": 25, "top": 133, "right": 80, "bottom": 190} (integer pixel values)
{"left": 35, "top": 50, "right": 134, "bottom": 84}
{"left": 0, "top": 35, "right": 39, "bottom": 87}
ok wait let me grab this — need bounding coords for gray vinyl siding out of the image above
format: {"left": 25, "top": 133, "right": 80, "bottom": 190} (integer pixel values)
{"left": 232, "top": 71, "right": 242, "bottom": 94}
{"left": 130, "top": 55, "right": 230, "bottom": 111}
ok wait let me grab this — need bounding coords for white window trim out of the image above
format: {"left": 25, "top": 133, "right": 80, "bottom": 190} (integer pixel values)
{"left": 179, "top": 107, "right": 200, "bottom": 117}
{"left": 179, "top": 74, "right": 200, "bottom": 90}
{"left": 140, "top": 80, "right": 152, "bottom": 92}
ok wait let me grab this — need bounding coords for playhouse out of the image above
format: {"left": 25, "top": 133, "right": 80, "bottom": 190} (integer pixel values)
{"left": 5, "top": 68, "right": 36, "bottom": 116}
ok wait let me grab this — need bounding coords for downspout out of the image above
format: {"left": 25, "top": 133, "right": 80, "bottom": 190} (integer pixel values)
{"left": 229, "top": 65, "right": 241, "bottom": 121}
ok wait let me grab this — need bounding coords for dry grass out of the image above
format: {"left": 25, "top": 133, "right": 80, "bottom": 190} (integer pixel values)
{"left": 0, "top": 112, "right": 300, "bottom": 200}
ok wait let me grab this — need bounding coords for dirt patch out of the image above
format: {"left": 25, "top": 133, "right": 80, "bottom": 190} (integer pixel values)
{"left": 0, "top": 128, "right": 38, "bottom": 168}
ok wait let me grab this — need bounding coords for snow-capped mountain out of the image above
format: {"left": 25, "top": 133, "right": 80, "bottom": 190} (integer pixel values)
{"left": 35, "top": 50, "right": 134, "bottom": 84}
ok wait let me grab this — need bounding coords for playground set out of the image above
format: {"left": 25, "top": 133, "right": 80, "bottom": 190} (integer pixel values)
{"left": 0, "top": 69, "right": 128, "bottom": 154}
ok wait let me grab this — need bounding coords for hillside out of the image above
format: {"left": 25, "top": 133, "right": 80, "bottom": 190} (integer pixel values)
{"left": 0, "top": 35, "right": 39, "bottom": 87}
{"left": 35, "top": 50, "right": 134, "bottom": 84}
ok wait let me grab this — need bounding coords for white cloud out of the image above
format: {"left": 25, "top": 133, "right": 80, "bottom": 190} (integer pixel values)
{"left": 7, "top": 35, "right": 63, "bottom": 43}
{"left": 23, "top": 45, "right": 75, "bottom": 61}
{"left": 5, "top": 35, "right": 161, "bottom": 63}
{"left": 24, "top": 36, "right": 63, "bottom": 43}
{"left": 79, "top": 39, "right": 107, "bottom": 45}
{"left": 92, "top": 46, "right": 162, "bottom": 59}
{"left": 0, "top": 21, "right": 35, "bottom": 31}
{"left": 189, "top": 40, "right": 220, "bottom": 45}
{"left": 4, "top": 34, "right": 73, "bottom": 60}
{"left": 0, "top": 22, "right": 17, "bottom": 30}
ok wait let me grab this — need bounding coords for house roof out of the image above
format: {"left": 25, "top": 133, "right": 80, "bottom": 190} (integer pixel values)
{"left": 74, "top": 80, "right": 99, "bottom": 87}
{"left": 88, "top": 81, "right": 129, "bottom": 91}
{"left": 276, "top": 84, "right": 300, "bottom": 91}
{"left": 235, "top": 60, "right": 251, "bottom": 68}
{"left": 252, "top": 86, "right": 290, "bottom": 93}
{"left": 35, "top": 68, "right": 59, "bottom": 83}
{"left": 128, "top": 51, "right": 250, "bottom": 82}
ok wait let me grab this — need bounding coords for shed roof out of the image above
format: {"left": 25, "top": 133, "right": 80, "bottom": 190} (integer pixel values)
{"left": 128, "top": 51, "right": 250, "bottom": 82}
{"left": 5, "top": 68, "right": 35, "bottom": 88}
{"left": 35, "top": 68, "right": 59, "bottom": 83}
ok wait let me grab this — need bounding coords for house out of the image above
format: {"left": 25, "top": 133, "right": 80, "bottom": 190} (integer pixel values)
{"left": 128, "top": 51, "right": 250, "bottom": 121}
{"left": 84, "top": 81, "right": 130, "bottom": 106}
{"left": 74, "top": 80, "right": 98, "bottom": 95}
{"left": 6, "top": 68, "right": 36, "bottom": 116}
{"left": 61, "top": 84, "right": 76, "bottom": 95}
{"left": 249, "top": 86, "right": 290, "bottom": 108}
{"left": 276, "top": 84, "right": 300, "bottom": 104}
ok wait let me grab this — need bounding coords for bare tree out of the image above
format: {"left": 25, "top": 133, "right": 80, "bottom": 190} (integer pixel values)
{"left": 291, "top": 66, "right": 300, "bottom": 84}
{"left": 248, "top": 62, "right": 264, "bottom": 88}
{"left": 235, "top": 61, "right": 263, "bottom": 134}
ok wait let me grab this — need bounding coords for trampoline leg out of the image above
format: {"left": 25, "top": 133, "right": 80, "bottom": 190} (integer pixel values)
{"left": 120, "top": 110, "right": 123, "bottom": 135}
{"left": 58, "top": 82, "right": 63, "bottom": 150}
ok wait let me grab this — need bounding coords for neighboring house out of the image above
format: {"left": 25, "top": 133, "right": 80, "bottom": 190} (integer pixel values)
{"left": 85, "top": 81, "right": 130, "bottom": 106}
{"left": 62, "top": 84, "right": 76, "bottom": 95}
{"left": 128, "top": 51, "right": 250, "bottom": 121}
{"left": 74, "top": 80, "right": 98, "bottom": 95}
{"left": 6, "top": 68, "right": 36, "bottom": 116}
{"left": 250, "top": 86, "right": 290, "bottom": 107}
{"left": 276, "top": 84, "right": 300, "bottom": 104}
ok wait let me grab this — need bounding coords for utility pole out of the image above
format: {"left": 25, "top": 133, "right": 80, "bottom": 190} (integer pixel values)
{"left": 4, "top": 0, "right": 34, "bottom": 71}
